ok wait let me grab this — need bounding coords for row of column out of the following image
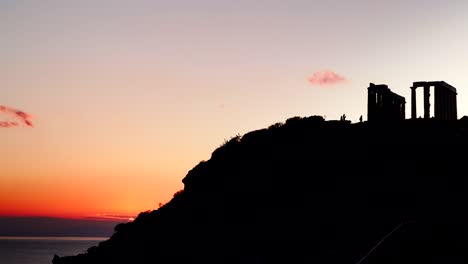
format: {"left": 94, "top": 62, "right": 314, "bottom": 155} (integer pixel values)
{"left": 434, "top": 85, "right": 457, "bottom": 120}
{"left": 411, "top": 85, "right": 457, "bottom": 120}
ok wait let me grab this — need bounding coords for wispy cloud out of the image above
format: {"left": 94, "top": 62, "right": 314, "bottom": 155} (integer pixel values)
{"left": 0, "top": 121, "right": 19, "bottom": 128}
{"left": 82, "top": 214, "right": 136, "bottom": 222}
{"left": 0, "top": 105, "right": 34, "bottom": 128}
{"left": 308, "top": 71, "right": 347, "bottom": 86}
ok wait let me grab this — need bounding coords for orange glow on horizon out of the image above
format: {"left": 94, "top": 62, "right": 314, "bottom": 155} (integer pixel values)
{"left": 0, "top": 166, "right": 184, "bottom": 219}
{"left": 3, "top": 0, "right": 468, "bottom": 222}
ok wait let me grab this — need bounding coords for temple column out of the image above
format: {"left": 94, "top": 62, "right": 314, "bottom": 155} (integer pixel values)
{"left": 434, "top": 86, "right": 439, "bottom": 120}
{"left": 441, "top": 88, "right": 446, "bottom": 120}
{"left": 454, "top": 92, "right": 458, "bottom": 120}
{"left": 444, "top": 89, "right": 449, "bottom": 120}
{"left": 402, "top": 101, "right": 406, "bottom": 119}
{"left": 411, "top": 87, "right": 417, "bottom": 119}
{"left": 367, "top": 89, "right": 373, "bottom": 122}
{"left": 438, "top": 86, "right": 443, "bottom": 120}
{"left": 424, "top": 85, "right": 430, "bottom": 119}
{"left": 448, "top": 91, "right": 453, "bottom": 120}
{"left": 453, "top": 93, "right": 456, "bottom": 119}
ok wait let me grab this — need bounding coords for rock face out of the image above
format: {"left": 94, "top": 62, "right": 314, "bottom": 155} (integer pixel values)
{"left": 53, "top": 116, "right": 468, "bottom": 264}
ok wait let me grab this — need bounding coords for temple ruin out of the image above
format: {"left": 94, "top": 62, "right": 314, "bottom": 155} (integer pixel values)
{"left": 367, "top": 83, "right": 406, "bottom": 122}
{"left": 410, "top": 81, "right": 457, "bottom": 120}
{"left": 368, "top": 81, "right": 458, "bottom": 122}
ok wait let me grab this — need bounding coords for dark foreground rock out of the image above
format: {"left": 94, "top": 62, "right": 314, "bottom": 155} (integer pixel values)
{"left": 53, "top": 116, "right": 468, "bottom": 263}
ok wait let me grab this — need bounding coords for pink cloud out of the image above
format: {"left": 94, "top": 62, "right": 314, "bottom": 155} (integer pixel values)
{"left": 308, "top": 71, "right": 347, "bottom": 86}
{"left": 0, "top": 121, "right": 19, "bottom": 128}
{"left": 0, "top": 105, "right": 33, "bottom": 128}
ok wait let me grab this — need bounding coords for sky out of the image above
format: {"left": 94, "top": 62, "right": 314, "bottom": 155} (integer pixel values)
{"left": 2, "top": 0, "right": 468, "bottom": 220}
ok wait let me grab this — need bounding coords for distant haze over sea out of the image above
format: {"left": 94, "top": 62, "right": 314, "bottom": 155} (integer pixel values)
{"left": 0, "top": 217, "right": 120, "bottom": 237}
{"left": 0, "top": 236, "right": 106, "bottom": 264}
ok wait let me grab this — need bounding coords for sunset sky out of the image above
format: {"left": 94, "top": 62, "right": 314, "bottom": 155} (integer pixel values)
{"left": 2, "top": 0, "right": 468, "bottom": 220}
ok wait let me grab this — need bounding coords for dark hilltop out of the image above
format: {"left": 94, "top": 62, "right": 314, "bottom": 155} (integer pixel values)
{"left": 53, "top": 81, "right": 468, "bottom": 263}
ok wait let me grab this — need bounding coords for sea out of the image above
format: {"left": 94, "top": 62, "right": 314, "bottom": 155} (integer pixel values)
{"left": 0, "top": 236, "right": 107, "bottom": 264}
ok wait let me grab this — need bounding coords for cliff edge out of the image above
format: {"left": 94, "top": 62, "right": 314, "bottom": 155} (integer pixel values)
{"left": 53, "top": 116, "right": 468, "bottom": 263}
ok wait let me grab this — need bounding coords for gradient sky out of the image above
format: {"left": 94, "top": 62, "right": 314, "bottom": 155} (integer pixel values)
{"left": 2, "top": 0, "right": 468, "bottom": 219}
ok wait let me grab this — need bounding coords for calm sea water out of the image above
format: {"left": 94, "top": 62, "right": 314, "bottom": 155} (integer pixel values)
{"left": 0, "top": 236, "right": 107, "bottom": 264}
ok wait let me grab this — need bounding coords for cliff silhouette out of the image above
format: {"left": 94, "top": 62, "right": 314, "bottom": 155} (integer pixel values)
{"left": 53, "top": 116, "right": 468, "bottom": 264}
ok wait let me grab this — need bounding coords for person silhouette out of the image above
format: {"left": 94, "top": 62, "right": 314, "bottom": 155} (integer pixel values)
{"left": 359, "top": 115, "right": 363, "bottom": 123}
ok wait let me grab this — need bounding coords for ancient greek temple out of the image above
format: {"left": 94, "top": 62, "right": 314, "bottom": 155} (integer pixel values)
{"left": 410, "top": 81, "right": 457, "bottom": 120}
{"left": 368, "top": 81, "right": 458, "bottom": 122}
{"left": 367, "top": 83, "right": 406, "bottom": 122}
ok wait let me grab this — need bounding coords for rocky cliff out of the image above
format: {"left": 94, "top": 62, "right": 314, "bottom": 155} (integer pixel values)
{"left": 53, "top": 116, "right": 468, "bottom": 263}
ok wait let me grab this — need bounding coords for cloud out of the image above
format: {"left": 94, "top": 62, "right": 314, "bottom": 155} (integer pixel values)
{"left": 82, "top": 214, "right": 136, "bottom": 222}
{"left": 308, "top": 71, "right": 347, "bottom": 86}
{"left": 0, "top": 121, "right": 19, "bottom": 128}
{"left": 0, "top": 105, "right": 34, "bottom": 127}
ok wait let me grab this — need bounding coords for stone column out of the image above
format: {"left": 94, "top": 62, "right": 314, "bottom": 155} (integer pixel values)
{"left": 448, "top": 91, "right": 453, "bottom": 120}
{"left": 411, "top": 87, "right": 417, "bottom": 119}
{"left": 402, "top": 101, "right": 406, "bottom": 120}
{"left": 444, "top": 89, "right": 449, "bottom": 120}
{"left": 454, "top": 92, "right": 458, "bottom": 120}
{"left": 367, "top": 89, "right": 373, "bottom": 122}
{"left": 434, "top": 86, "right": 439, "bottom": 120}
{"left": 450, "top": 91, "right": 455, "bottom": 120}
{"left": 424, "top": 85, "right": 430, "bottom": 119}
{"left": 441, "top": 88, "right": 446, "bottom": 120}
